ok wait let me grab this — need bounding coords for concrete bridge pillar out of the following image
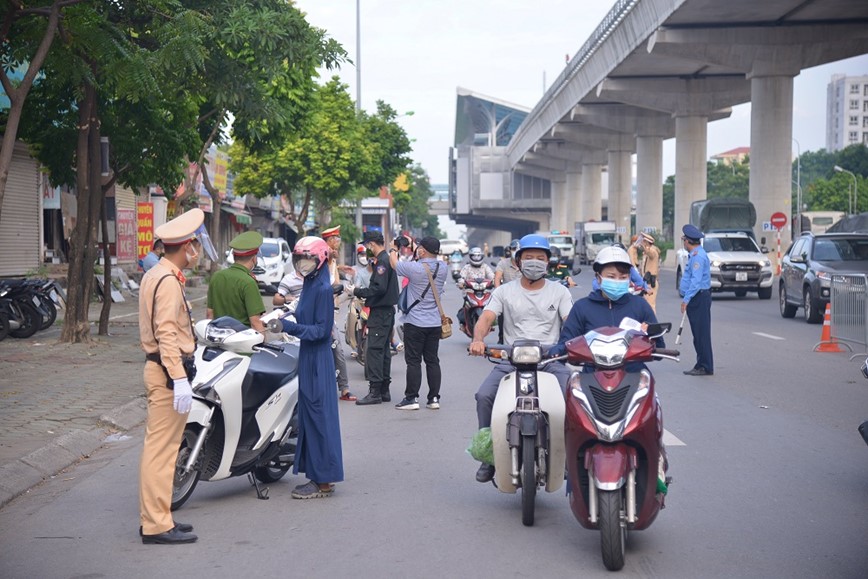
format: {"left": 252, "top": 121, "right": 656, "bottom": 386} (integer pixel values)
{"left": 550, "top": 180, "right": 570, "bottom": 232}
{"left": 749, "top": 74, "right": 794, "bottom": 245}
{"left": 580, "top": 164, "right": 603, "bottom": 222}
{"left": 566, "top": 170, "right": 583, "bottom": 226}
{"left": 636, "top": 135, "right": 664, "bottom": 239}
{"left": 607, "top": 150, "right": 632, "bottom": 241}
{"left": 675, "top": 115, "right": 708, "bottom": 239}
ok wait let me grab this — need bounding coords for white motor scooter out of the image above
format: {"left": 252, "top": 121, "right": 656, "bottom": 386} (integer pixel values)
{"left": 171, "top": 308, "right": 300, "bottom": 510}
{"left": 487, "top": 340, "right": 567, "bottom": 526}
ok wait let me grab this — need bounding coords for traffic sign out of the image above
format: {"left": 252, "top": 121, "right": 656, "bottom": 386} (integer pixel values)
{"left": 770, "top": 212, "right": 788, "bottom": 230}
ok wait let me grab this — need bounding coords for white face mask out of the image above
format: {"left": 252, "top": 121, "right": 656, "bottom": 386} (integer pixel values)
{"left": 357, "top": 255, "right": 369, "bottom": 267}
{"left": 296, "top": 258, "right": 317, "bottom": 277}
{"left": 185, "top": 243, "right": 200, "bottom": 268}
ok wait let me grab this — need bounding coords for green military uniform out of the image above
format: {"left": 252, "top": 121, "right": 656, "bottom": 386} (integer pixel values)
{"left": 548, "top": 264, "right": 571, "bottom": 282}
{"left": 207, "top": 231, "right": 265, "bottom": 326}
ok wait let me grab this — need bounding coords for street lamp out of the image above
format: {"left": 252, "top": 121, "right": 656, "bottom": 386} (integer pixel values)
{"left": 834, "top": 165, "right": 858, "bottom": 214}
{"left": 793, "top": 138, "right": 801, "bottom": 235}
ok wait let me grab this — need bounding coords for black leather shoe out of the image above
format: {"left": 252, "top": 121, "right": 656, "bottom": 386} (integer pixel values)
{"left": 139, "top": 522, "right": 193, "bottom": 536}
{"left": 141, "top": 527, "right": 198, "bottom": 544}
{"left": 683, "top": 367, "right": 712, "bottom": 376}
{"left": 380, "top": 384, "right": 391, "bottom": 402}
{"left": 355, "top": 387, "right": 382, "bottom": 406}
{"left": 476, "top": 463, "right": 495, "bottom": 483}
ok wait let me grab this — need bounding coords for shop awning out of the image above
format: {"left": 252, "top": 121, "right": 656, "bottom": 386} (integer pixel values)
{"left": 221, "top": 205, "right": 252, "bottom": 225}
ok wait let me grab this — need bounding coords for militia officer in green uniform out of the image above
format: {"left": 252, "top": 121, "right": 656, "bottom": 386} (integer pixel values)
{"left": 546, "top": 246, "right": 576, "bottom": 287}
{"left": 207, "top": 231, "right": 266, "bottom": 333}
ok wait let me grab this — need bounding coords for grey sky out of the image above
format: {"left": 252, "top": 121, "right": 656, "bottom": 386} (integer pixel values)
{"left": 296, "top": 1, "right": 868, "bottom": 185}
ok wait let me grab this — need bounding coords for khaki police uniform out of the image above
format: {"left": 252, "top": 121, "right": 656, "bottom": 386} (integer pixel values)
{"left": 641, "top": 234, "right": 660, "bottom": 313}
{"left": 138, "top": 209, "right": 201, "bottom": 536}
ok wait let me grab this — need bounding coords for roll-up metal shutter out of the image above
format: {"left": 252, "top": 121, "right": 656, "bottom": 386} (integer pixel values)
{"left": 0, "top": 142, "right": 40, "bottom": 277}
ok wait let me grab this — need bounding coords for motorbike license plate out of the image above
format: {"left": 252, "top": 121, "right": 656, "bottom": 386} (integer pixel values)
{"left": 735, "top": 272, "right": 747, "bottom": 281}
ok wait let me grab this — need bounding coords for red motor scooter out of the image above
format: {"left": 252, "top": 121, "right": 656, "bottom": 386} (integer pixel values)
{"left": 562, "top": 321, "right": 679, "bottom": 571}
{"left": 459, "top": 277, "right": 494, "bottom": 338}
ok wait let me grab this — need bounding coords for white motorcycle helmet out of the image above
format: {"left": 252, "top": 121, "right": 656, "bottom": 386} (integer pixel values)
{"left": 469, "top": 247, "right": 484, "bottom": 266}
{"left": 592, "top": 245, "right": 633, "bottom": 273}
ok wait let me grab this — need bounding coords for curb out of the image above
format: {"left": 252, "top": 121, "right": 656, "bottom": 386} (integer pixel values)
{"left": 0, "top": 397, "right": 148, "bottom": 509}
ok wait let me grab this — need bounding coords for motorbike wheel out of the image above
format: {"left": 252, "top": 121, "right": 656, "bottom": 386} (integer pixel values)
{"left": 521, "top": 435, "right": 537, "bottom": 527}
{"left": 599, "top": 489, "right": 626, "bottom": 571}
{"left": 0, "top": 312, "right": 9, "bottom": 342}
{"left": 9, "top": 300, "right": 40, "bottom": 339}
{"left": 254, "top": 410, "right": 298, "bottom": 483}
{"left": 171, "top": 426, "right": 202, "bottom": 511}
{"left": 37, "top": 296, "right": 57, "bottom": 330}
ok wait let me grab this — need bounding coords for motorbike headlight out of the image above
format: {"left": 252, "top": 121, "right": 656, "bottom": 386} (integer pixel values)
{"left": 568, "top": 372, "right": 583, "bottom": 394}
{"left": 589, "top": 338, "right": 628, "bottom": 368}
{"left": 511, "top": 345, "right": 542, "bottom": 365}
{"left": 637, "top": 369, "right": 651, "bottom": 391}
{"left": 205, "top": 325, "right": 235, "bottom": 344}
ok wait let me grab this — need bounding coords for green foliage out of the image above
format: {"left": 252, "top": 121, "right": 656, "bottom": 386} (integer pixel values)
{"left": 794, "top": 144, "right": 868, "bottom": 213}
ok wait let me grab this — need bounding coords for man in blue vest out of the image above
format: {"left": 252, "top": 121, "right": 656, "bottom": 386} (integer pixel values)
{"left": 679, "top": 224, "right": 713, "bottom": 376}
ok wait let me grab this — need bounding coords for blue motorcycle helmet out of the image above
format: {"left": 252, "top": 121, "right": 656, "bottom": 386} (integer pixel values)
{"left": 515, "top": 234, "right": 551, "bottom": 262}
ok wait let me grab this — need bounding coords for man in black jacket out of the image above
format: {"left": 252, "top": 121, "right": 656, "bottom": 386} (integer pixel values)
{"left": 349, "top": 231, "right": 399, "bottom": 405}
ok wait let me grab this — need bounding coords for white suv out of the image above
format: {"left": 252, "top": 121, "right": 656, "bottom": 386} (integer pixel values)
{"left": 676, "top": 232, "right": 773, "bottom": 299}
{"left": 226, "top": 236, "right": 294, "bottom": 290}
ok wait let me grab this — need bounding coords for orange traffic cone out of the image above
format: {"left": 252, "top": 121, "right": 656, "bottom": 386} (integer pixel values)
{"left": 813, "top": 303, "right": 846, "bottom": 353}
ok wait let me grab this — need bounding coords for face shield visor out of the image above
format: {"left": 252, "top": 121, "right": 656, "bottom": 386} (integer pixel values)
{"left": 194, "top": 224, "right": 218, "bottom": 262}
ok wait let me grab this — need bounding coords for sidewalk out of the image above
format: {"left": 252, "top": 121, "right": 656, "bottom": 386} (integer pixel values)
{"left": 0, "top": 284, "right": 209, "bottom": 508}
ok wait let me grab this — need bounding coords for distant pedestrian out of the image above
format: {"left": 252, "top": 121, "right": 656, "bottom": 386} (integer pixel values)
{"left": 679, "top": 224, "right": 713, "bottom": 376}
{"left": 390, "top": 236, "right": 448, "bottom": 410}
{"left": 142, "top": 239, "right": 164, "bottom": 273}
{"left": 138, "top": 208, "right": 209, "bottom": 544}
{"left": 277, "top": 236, "right": 344, "bottom": 498}
{"left": 349, "top": 231, "right": 399, "bottom": 405}
{"left": 207, "top": 231, "right": 266, "bottom": 332}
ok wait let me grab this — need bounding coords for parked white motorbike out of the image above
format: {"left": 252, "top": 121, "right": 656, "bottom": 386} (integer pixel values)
{"left": 171, "top": 307, "right": 300, "bottom": 510}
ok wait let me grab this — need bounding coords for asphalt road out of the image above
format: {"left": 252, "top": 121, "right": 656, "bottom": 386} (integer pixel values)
{"left": 1, "top": 267, "right": 866, "bottom": 578}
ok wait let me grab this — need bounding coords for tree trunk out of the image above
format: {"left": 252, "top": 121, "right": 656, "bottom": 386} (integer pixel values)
{"left": 200, "top": 161, "right": 223, "bottom": 273}
{"left": 98, "top": 196, "right": 112, "bottom": 335}
{"left": 0, "top": 2, "right": 63, "bottom": 221}
{"left": 60, "top": 83, "right": 103, "bottom": 343}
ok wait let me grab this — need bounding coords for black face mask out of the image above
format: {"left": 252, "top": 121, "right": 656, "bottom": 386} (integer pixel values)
{"left": 365, "top": 248, "right": 375, "bottom": 259}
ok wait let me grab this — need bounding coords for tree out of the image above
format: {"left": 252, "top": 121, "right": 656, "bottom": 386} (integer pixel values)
{"left": 0, "top": 0, "right": 91, "bottom": 222}
{"left": 169, "top": 0, "right": 346, "bottom": 266}
{"left": 395, "top": 165, "right": 443, "bottom": 239}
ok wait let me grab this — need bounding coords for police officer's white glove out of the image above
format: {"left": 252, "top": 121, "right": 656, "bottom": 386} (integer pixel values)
{"left": 173, "top": 378, "right": 193, "bottom": 414}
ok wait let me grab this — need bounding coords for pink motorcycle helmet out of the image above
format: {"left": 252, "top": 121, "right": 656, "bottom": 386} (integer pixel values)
{"left": 292, "top": 236, "right": 330, "bottom": 273}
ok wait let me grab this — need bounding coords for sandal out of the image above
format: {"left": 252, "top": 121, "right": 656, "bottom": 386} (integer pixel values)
{"left": 339, "top": 390, "right": 357, "bottom": 401}
{"left": 291, "top": 481, "right": 335, "bottom": 499}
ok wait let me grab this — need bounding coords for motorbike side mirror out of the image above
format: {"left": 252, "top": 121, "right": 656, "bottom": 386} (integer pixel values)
{"left": 572, "top": 266, "right": 582, "bottom": 275}
{"left": 861, "top": 358, "right": 868, "bottom": 380}
{"left": 332, "top": 284, "right": 344, "bottom": 295}
{"left": 645, "top": 322, "right": 671, "bottom": 339}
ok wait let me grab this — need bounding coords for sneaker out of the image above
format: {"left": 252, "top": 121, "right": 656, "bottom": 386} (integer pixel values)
{"left": 395, "top": 398, "right": 419, "bottom": 410}
{"left": 426, "top": 397, "right": 440, "bottom": 410}
{"left": 395, "top": 397, "right": 419, "bottom": 410}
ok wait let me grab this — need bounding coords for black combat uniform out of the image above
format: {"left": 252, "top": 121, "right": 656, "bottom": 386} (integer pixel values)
{"left": 353, "top": 249, "right": 399, "bottom": 403}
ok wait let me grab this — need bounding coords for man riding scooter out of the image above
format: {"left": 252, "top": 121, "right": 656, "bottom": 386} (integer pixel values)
{"left": 457, "top": 246, "right": 495, "bottom": 334}
{"left": 468, "top": 234, "right": 573, "bottom": 483}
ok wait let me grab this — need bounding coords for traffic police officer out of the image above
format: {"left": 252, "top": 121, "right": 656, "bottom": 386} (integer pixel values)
{"left": 350, "top": 230, "right": 399, "bottom": 405}
{"left": 321, "top": 225, "right": 356, "bottom": 401}
{"left": 679, "top": 224, "right": 714, "bottom": 376}
{"left": 640, "top": 232, "right": 660, "bottom": 313}
{"left": 207, "top": 231, "right": 266, "bottom": 333}
{"left": 138, "top": 208, "right": 204, "bottom": 544}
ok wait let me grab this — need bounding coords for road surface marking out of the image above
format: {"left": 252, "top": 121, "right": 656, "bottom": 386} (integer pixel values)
{"left": 663, "top": 429, "right": 685, "bottom": 446}
{"left": 752, "top": 332, "right": 785, "bottom": 341}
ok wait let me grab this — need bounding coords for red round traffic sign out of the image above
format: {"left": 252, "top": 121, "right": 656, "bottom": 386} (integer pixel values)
{"left": 770, "top": 212, "right": 788, "bottom": 230}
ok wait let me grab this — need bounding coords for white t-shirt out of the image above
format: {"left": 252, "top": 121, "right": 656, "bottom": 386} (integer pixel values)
{"left": 277, "top": 272, "right": 304, "bottom": 299}
{"left": 484, "top": 279, "right": 572, "bottom": 345}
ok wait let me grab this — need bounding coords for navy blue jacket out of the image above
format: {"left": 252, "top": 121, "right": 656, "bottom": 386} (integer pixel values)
{"left": 550, "top": 289, "right": 664, "bottom": 357}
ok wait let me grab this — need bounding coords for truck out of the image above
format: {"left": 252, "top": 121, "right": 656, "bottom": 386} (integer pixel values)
{"left": 574, "top": 221, "right": 617, "bottom": 265}
{"left": 542, "top": 230, "right": 576, "bottom": 268}
{"left": 689, "top": 197, "right": 757, "bottom": 239}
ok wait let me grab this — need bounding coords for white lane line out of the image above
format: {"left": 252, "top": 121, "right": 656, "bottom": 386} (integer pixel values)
{"left": 663, "top": 429, "right": 686, "bottom": 446}
{"left": 752, "top": 332, "right": 785, "bottom": 341}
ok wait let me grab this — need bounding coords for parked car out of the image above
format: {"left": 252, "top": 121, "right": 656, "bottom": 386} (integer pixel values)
{"left": 226, "top": 236, "right": 294, "bottom": 293}
{"left": 676, "top": 232, "right": 773, "bottom": 299}
{"left": 439, "top": 239, "right": 468, "bottom": 256}
{"left": 779, "top": 232, "right": 868, "bottom": 323}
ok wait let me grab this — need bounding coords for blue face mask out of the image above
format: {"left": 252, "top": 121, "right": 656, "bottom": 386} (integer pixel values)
{"left": 600, "top": 278, "right": 629, "bottom": 300}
